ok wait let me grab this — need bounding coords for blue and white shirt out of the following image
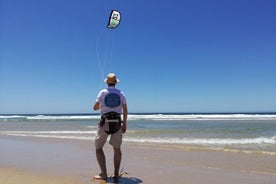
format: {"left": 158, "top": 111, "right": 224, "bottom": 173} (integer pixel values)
{"left": 95, "top": 86, "right": 127, "bottom": 115}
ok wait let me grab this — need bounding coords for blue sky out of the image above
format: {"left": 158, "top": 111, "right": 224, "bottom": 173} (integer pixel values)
{"left": 1, "top": 0, "right": 276, "bottom": 114}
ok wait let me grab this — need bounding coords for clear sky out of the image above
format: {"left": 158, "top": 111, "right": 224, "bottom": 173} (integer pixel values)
{"left": 1, "top": 0, "right": 276, "bottom": 114}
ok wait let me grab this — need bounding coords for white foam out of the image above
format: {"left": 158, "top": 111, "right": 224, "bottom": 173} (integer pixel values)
{"left": 1, "top": 114, "right": 276, "bottom": 121}
{"left": 0, "top": 115, "right": 27, "bottom": 119}
{"left": 1, "top": 130, "right": 275, "bottom": 147}
{"left": 124, "top": 136, "right": 276, "bottom": 145}
{"left": 3, "top": 133, "right": 94, "bottom": 140}
{"left": 0, "top": 130, "right": 97, "bottom": 134}
{"left": 26, "top": 115, "right": 99, "bottom": 120}
{"left": 128, "top": 114, "right": 276, "bottom": 121}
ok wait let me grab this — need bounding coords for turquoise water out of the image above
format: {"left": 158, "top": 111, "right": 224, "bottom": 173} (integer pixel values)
{"left": 1, "top": 113, "right": 276, "bottom": 153}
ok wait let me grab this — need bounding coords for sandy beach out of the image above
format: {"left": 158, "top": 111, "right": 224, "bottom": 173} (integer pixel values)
{"left": 0, "top": 167, "right": 78, "bottom": 184}
{"left": 0, "top": 135, "right": 275, "bottom": 184}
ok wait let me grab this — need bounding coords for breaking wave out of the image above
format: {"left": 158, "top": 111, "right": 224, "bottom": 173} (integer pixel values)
{"left": 1, "top": 113, "right": 276, "bottom": 122}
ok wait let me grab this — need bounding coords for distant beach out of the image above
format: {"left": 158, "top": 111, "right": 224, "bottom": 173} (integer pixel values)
{"left": 1, "top": 113, "right": 276, "bottom": 183}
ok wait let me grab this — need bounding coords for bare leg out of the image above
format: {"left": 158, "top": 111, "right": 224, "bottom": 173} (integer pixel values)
{"left": 113, "top": 146, "right": 122, "bottom": 177}
{"left": 96, "top": 148, "right": 107, "bottom": 179}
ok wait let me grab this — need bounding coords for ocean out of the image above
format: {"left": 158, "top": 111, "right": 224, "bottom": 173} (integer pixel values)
{"left": 1, "top": 113, "right": 276, "bottom": 154}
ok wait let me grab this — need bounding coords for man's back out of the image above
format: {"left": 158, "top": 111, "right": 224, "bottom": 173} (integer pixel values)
{"left": 96, "top": 86, "right": 126, "bottom": 115}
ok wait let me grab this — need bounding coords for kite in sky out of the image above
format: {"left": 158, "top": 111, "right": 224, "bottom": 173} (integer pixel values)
{"left": 107, "top": 10, "right": 121, "bottom": 29}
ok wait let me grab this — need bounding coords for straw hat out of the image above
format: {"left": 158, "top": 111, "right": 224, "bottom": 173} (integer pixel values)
{"left": 104, "top": 73, "right": 119, "bottom": 85}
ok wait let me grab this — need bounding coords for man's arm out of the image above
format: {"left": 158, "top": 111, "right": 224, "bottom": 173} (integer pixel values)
{"left": 122, "top": 104, "right": 128, "bottom": 133}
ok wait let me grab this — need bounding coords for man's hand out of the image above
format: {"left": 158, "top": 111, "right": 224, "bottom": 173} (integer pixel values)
{"left": 121, "top": 123, "right": 127, "bottom": 133}
{"left": 93, "top": 102, "right": 100, "bottom": 111}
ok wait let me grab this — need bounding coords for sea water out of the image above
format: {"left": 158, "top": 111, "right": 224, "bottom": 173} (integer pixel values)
{"left": 0, "top": 113, "right": 276, "bottom": 154}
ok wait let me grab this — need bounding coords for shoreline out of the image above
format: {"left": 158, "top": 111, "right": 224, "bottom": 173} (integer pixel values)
{"left": 2, "top": 134, "right": 276, "bottom": 156}
{"left": 1, "top": 136, "right": 276, "bottom": 184}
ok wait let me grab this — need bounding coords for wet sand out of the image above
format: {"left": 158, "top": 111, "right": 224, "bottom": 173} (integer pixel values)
{"left": 0, "top": 167, "right": 78, "bottom": 184}
{"left": 0, "top": 136, "right": 275, "bottom": 184}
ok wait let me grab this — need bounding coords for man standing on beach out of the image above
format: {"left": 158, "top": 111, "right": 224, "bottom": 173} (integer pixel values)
{"left": 93, "top": 73, "right": 128, "bottom": 181}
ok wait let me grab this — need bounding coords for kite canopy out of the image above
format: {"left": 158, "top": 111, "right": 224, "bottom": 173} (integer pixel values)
{"left": 107, "top": 10, "right": 121, "bottom": 29}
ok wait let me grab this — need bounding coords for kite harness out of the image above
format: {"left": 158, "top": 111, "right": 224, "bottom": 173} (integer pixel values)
{"left": 99, "top": 111, "right": 122, "bottom": 134}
